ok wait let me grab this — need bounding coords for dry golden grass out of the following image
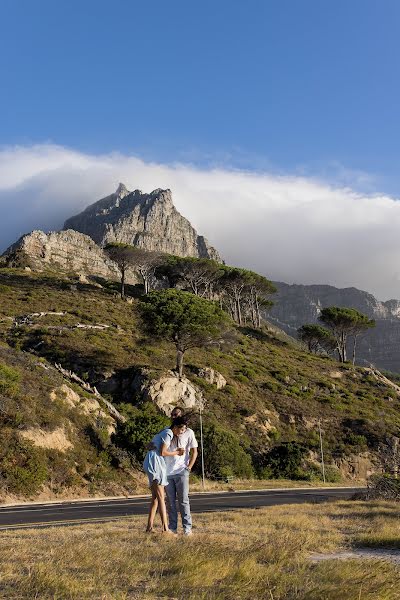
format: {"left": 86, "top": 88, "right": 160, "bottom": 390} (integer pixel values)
{"left": 0, "top": 501, "right": 399, "bottom": 599}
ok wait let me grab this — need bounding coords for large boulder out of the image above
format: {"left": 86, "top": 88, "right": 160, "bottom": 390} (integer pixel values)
{"left": 195, "top": 367, "right": 227, "bottom": 389}
{"left": 133, "top": 369, "right": 204, "bottom": 415}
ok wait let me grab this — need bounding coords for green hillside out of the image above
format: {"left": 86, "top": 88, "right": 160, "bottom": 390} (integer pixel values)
{"left": 0, "top": 267, "right": 399, "bottom": 498}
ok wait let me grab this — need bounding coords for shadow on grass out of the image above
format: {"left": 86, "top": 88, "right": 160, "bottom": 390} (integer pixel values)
{"left": 7, "top": 329, "right": 114, "bottom": 377}
{"left": 239, "top": 325, "right": 290, "bottom": 347}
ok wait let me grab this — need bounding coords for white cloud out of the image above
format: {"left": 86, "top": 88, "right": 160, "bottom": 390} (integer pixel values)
{"left": 1, "top": 143, "right": 400, "bottom": 300}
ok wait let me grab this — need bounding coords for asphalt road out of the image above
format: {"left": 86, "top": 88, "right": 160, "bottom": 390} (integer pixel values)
{"left": 0, "top": 487, "right": 363, "bottom": 531}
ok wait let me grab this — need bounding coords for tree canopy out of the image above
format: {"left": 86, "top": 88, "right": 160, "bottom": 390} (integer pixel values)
{"left": 217, "top": 266, "right": 276, "bottom": 328}
{"left": 139, "top": 289, "right": 232, "bottom": 376}
{"left": 297, "top": 324, "right": 336, "bottom": 355}
{"left": 104, "top": 243, "right": 137, "bottom": 299}
{"left": 319, "top": 306, "right": 375, "bottom": 363}
{"left": 156, "top": 258, "right": 276, "bottom": 329}
{"left": 105, "top": 243, "right": 164, "bottom": 296}
{"left": 157, "top": 256, "right": 223, "bottom": 298}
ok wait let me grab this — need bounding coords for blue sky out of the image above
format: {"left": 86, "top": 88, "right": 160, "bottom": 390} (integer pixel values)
{"left": 2, "top": 0, "right": 400, "bottom": 188}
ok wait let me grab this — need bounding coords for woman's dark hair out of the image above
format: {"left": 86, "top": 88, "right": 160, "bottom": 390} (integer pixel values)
{"left": 171, "top": 416, "right": 187, "bottom": 428}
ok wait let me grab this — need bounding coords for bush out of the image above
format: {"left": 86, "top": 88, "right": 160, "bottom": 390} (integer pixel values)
{"left": 0, "top": 432, "right": 48, "bottom": 495}
{"left": 345, "top": 432, "right": 368, "bottom": 450}
{"left": 366, "top": 474, "right": 400, "bottom": 500}
{"left": 201, "top": 422, "right": 254, "bottom": 479}
{"left": 0, "top": 363, "right": 21, "bottom": 397}
{"left": 113, "top": 402, "right": 169, "bottom": 462}
{"left": 257, "top": 442, "right": 308, "bottom": 480}
{"left": 324, "top": 465, "right": 341, "bottom": 483}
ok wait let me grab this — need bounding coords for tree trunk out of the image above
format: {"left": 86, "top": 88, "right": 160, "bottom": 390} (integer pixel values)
{"left": 342, "top": 332, "right": 347, "bottom": 362}
{"left": 120, "top": 267, "right": 125, "bottom": 299}
{"left": 254, "top": 293, "right": 261, "bottom": 328}
{"left": 352, "top": 335, "right": 358, "bottom": 365}
{"left": 176, "top": 348, "right": 184, "bottom": 378}
{"left": 236, "top": 297, "right": 242, "bottom": 326}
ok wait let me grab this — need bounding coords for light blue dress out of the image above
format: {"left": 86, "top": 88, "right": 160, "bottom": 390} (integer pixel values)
{"left": 143, "top": 427, "right": 173, "bottom": 487}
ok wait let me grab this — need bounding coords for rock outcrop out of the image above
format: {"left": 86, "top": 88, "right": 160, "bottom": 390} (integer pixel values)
{"left": 195, "top": 367, "right": 227, "bottom": 389}
{"left": 19, "top": 426, "right": 73, "bottom": 452}
{"left": 268, "top": 282, "right": 400, "bottom": 373}
{"left": 64, "top": 185, "right": 222, "bottom": 261}
{"left": 132, "top": 369, "right": 204, "bottom": 415}
{"left": 2, "top": 230, "right": 121, "bottom": 280}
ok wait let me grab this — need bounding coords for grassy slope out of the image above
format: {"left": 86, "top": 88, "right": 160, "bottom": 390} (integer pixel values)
{"left": 1, "top": 267, "right": 400, "bottom": 494}
{"left": 0, "top": 501, "right": 399, "bottom": 599}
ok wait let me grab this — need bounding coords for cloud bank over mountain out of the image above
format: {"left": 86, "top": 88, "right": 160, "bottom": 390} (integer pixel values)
{"left": 1, "top": 144, "right": 400, "bottom": 300}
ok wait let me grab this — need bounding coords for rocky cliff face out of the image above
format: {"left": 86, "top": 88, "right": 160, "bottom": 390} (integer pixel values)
{"left": 268, "top": 282, "right": 400, "bottom": 373}
{"left": 2, "top": 230, "right": 120, "bottom": 280}
{"left": 64, "top": 184, "right": 222, "bottom": 261}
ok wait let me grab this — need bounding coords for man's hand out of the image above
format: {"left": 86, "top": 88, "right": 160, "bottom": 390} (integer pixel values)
{"left": 146, "top": 442, "right": 156, "bottom": 451}
{"left": 176, "top": 448, "right": 185, "bottom": 456}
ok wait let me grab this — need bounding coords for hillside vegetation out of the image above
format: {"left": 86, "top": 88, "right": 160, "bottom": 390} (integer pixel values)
{"left": 0, "top": 267, "right": 400, "bottom": 497}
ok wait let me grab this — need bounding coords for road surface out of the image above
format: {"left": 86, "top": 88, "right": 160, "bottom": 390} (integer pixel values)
{"left": 0, "top": 487, "right": 363, "bottom": 531}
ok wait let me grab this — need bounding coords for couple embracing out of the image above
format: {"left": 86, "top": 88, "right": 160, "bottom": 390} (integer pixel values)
{"left": 143, "top": 407, "right": 198, "bottom": 535}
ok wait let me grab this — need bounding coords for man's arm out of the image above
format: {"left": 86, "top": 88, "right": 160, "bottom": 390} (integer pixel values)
{"left": 187, "top": 447, "right": 198, "bottom": 471}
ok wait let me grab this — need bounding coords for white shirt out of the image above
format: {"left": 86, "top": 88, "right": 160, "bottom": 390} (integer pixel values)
{"left": 165, "top": 428, "right": 198, "bottom": 476}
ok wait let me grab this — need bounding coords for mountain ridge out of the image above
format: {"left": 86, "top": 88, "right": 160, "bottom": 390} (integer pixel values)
{"left": 64, "top": 185, "right": 222, "bottom": 261}
{"left": 268, "top": 281, "right": 400, "bottom": 373}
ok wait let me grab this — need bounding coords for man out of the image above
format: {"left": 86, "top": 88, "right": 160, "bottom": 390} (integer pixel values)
{"left": 164, "top": 406, "right": 198, "bottom": 535}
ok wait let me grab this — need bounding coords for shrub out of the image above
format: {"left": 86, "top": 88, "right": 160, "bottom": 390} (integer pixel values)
{"left": 366, "top": 474, "right": 400, "bottom": 500}
{"left": 113, "top": 402, "right": 169, "bottom": 462}
{"left": 345, "top": 432, "right": 368, "bottom": 450}
{"left": 257, "top": 442, "right": 308, "bottom": 479}
{"left": 200, "top": 422, "right": 254, "bottom": 479}
{"left": 223, "top": 384, "right": 237, "bottom": 397}
{"left": 0, "top": 363, "right": 21, "bottom": 397}
{"left": 324, "top": 465, "right": 341, "bottom": 483}
{"left": 234, "top": 374, "right": 249, "bottom": 383}
{"left": 0, "top": 432, "right": 48, "bottom": 495}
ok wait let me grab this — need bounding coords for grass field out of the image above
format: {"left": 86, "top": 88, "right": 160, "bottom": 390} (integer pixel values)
{"left": 0, "top": 500, "right": 399, "bottom": 599}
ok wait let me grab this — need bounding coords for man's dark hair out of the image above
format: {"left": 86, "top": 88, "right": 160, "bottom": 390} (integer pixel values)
{"left": 171, "top": 406, "right": 184, "bottom": 416}
{"left": 171, "top": 416, "right": 187, "bottom": 428}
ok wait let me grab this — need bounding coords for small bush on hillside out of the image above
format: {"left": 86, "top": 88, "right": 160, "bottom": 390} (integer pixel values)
{"left": 0, "top": 431, "right": 48, "bottom": 495}
{"left": 345, "top": 432, "right": 368, "bottom": 450}
{"left": 0, "top": 363, "right": 21, "bottom": 397}
{"left": 256, "top": 442, "right": 308, "bottom": 480}
{"left": 201, "top": 423, "right": 254, "bottom": 479}
{"left": 223, "top": 384, "right": 237, "bottom": 397}
{"left": 113, "top": 402, "right": 169, "bottom": 463}
{"left": 46, "top": 449, "right": 82, "bottom": 489}
{"left": 324, "top": 465, "right": 342, "bottom": 483}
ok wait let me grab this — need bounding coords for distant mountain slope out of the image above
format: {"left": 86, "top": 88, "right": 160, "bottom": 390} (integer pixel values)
{"left": 269, "top": 282, "right": 400, "bottom": 373}
{"left": 64, "top": 184, "right": 222, "bottom": 261}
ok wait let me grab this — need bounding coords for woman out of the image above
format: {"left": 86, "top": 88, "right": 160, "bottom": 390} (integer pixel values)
{"left": 143, "top": 416, "right": 186, "bottom": 533}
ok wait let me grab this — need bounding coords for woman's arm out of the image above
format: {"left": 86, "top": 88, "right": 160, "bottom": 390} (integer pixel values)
{"left": 160, "top": 442, "right": 184, "bottom": 457}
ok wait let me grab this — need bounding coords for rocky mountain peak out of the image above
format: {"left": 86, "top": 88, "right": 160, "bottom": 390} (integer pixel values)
{"left": 115, "top": 182, "right": 130, "bottom": 199}
{"left": 64, "top": 187, "right": 221, "bottom": 261}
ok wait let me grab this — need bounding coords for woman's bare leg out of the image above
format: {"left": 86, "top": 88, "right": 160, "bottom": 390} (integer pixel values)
{"left": 155, "top": 485, "right": 170, "bottom": 532}
{"left": 146, "top": 484, "right": 159, "bottom": 531}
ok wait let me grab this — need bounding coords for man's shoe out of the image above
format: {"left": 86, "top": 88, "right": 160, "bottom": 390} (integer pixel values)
{"left": 169, "top": 530, "right": 178, "bottom": 535}
{"left": 184, "top": 530, "right": 193, "bottom": 536}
